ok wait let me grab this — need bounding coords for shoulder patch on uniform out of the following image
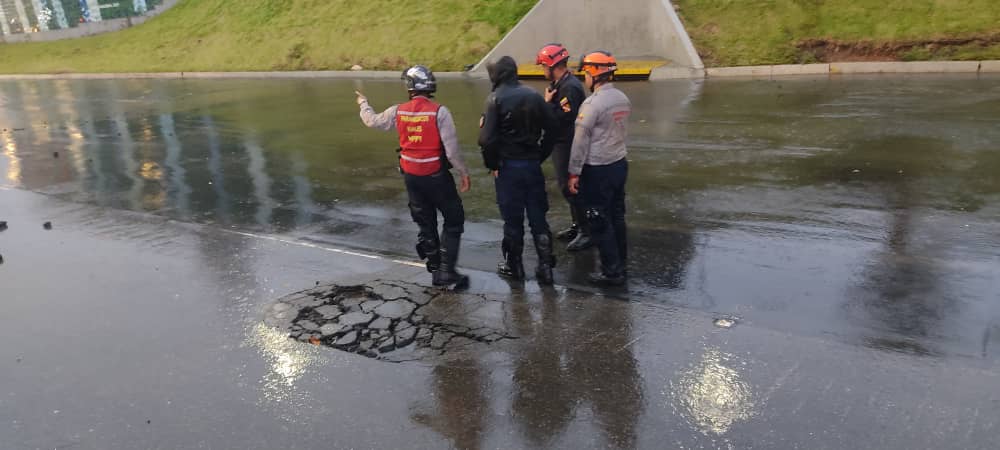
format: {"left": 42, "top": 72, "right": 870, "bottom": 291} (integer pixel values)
{"left": 560, "top": 97, "right": 571, "bottom": 112}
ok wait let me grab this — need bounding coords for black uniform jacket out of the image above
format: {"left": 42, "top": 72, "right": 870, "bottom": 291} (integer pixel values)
{"left": 479, "top": 56, "right": 557, "bottom": 170}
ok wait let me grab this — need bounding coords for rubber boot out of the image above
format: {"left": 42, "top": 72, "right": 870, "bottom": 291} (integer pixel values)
{"left": 533, "top": 233, "right": 556, "bottom": 286}
{"left": 497, "top": 238, "right": 526, "bottom": 280}
{"left": 433, "top": 233, "right": 469, "bottom": 288}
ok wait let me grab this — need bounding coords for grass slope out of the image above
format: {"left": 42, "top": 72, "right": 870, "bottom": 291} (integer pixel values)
{"left": 0, "top": 0, "right": 536, "bottom": 73}
{"left": 674, "top": 0, "right": 1000, "bottom": 67}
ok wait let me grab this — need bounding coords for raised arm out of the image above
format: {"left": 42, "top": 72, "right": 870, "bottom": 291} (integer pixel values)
{"left": 437, "top": 106, "right": 469, "bottom": 177}
{"left": 357, "top": 92, "right": 399, "bottom": 131}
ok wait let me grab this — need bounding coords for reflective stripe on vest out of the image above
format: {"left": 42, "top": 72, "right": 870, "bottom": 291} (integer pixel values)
{"left": 396, "top": 97, "right": 444, "bottom": 176}
{"left": 400, "top": 154, "right": 441, "bottom": 163}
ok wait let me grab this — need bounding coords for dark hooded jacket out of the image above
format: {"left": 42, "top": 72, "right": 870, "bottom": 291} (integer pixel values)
{"left": 478, "top": 56, "right": 557, "bottom": 170}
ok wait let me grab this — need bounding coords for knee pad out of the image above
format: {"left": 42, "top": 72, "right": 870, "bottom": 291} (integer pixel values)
{"left": 408, "top": 203, "right": 431, "bottom": 223}
{"left": 416, "top": 238, "right": 440, "bottom": 260}
{"left": 586, "top": 208, "right": 608, "bottom": 233}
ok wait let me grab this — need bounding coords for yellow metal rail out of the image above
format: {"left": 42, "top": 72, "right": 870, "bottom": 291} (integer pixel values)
{"left": 517, "top": 60, "right": 668, "bottom": 81}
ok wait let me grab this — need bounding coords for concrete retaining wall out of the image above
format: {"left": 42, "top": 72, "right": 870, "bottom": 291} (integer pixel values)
{"left": 653, "top": 61, "right": 1000, "bottom": 79}
{"left": 982, "top": 61, "right": 1000, "bottom": 73}
{"left": 830, "top": 61, "right": 981, "bottom": 74}
{"left": 0, "top": 0, "right": 178, "bottom": 43}
{"left": 474, "top": 0, "right": 702, "bottom": 70}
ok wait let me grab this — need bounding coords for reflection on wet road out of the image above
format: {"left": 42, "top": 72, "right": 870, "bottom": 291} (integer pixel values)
{"left": 672, "top": 348, "right": 754, "bottom": 436}
{"left": 2, "top": 76, "right": 997, "bottom": 359}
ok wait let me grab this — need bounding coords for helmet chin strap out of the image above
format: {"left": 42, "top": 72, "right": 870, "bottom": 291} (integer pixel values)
{"left": 591, "top": 71, "right": 615, "bottom": 92}
{"left": 589, "top": 78, "right": 609, "bottom": 93}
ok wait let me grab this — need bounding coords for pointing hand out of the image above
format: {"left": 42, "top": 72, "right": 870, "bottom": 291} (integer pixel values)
{"left": 544, "top": 87, "right": 556, "bottom": 103}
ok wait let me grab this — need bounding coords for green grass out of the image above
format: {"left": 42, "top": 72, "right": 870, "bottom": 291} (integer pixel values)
{"left": 673, "top": 0, "right": 1000, "bottom": 66}
{"left": 0, "top": 0, "right": 537, "bottom": 73}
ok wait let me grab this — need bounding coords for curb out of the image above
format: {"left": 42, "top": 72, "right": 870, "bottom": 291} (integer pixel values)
{"left": 653, "top": 60, "right": 1000, "bottom": 79}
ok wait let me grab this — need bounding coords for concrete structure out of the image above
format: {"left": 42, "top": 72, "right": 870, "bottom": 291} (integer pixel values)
{"left": 653, "top": 60, "right": 1000, "bottom": 79}
{"left": 981, "top": 61, "right": 1000, "bottom": 73}
{"left": 830, "top": 60, "right": 982, "bottom": 75}
{"left": 474, "top": 0, "right": 702, "bottom": 71}
{"left": 770, "top": 63, "right": 831, "bottom": 77}
{"left": 705, "top": 65, "right": 773, "bottom": 78}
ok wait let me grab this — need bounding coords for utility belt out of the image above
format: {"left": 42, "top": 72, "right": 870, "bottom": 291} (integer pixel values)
{"left": 500, "top": 158, "right": 542, "bottom": 168}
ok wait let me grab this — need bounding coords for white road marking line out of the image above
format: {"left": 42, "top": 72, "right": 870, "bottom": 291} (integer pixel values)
{"left": 224, "top": 229, "right": 425, "bottom": 268}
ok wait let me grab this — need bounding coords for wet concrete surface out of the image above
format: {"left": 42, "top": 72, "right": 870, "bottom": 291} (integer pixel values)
{"left": 1, "top": 75, "right": 999, "bottom": 448}
{"left": 2, "top": 187, "right": 998, "bottom": 449}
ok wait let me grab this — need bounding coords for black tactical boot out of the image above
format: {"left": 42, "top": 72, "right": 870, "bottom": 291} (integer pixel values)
{"left": 416, "top": 238, "right": 441, "bottom": 274}
{"left": 424, "top": 250, "right": 441, "bottom": 274}
{"left": 565, "top": 205, "right": 593, "bottom": 251}
{"left": 533, "top": 233, "right": 556, "bottom": 286}
{"left": 555, "top": 223, "right": 578, "bottom": 241}
{"left": 566, "top": 232, "right": 593, "bottom": 252}
{"left": 588, "top": 270, "right": 626, "bottom": 286}
{"left": 497, "top": 238, "right": 526, "bottom": 280}
{"left": 433, "top": 233, "right": 469, "bottom": 288}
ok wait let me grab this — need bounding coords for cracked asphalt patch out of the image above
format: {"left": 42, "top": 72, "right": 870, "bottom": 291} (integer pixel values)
{"left": 264, "top": 280, "right": 515, "bottom": 362}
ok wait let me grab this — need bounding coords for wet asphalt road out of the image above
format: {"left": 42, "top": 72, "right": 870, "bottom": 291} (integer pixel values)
{"left": 1, "top": 75, "right": 999, "bottom": 449}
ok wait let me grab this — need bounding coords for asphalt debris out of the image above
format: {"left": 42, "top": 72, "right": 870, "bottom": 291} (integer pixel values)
{"left": 714, "top": 317, "right": 738, "bottom": 329}
{"left": 265, "top": 281, "right": 512, "bottom": 361}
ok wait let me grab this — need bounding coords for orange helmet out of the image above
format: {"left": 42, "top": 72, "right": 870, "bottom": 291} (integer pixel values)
{"left": 578, "top": 51, "right": 617, "bottom": 79}
{"left": 536, "top": 44, "right": 570, "bottom": 68}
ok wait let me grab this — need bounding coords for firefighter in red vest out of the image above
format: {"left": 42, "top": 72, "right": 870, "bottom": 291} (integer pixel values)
{"left": 356, "top": 65, "right": 472, "bottom": 288}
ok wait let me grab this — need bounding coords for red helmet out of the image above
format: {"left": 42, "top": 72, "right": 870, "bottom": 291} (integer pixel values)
{"left": 578, "top": 50, "right": 617, "bottom": 79}
{"left": 536, "top": 44, "right": 570, "bottom": 68}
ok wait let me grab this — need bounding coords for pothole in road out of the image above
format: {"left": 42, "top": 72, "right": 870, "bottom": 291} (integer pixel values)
{"left": 264, "top": 280, "right": 513, "bottom": 361}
